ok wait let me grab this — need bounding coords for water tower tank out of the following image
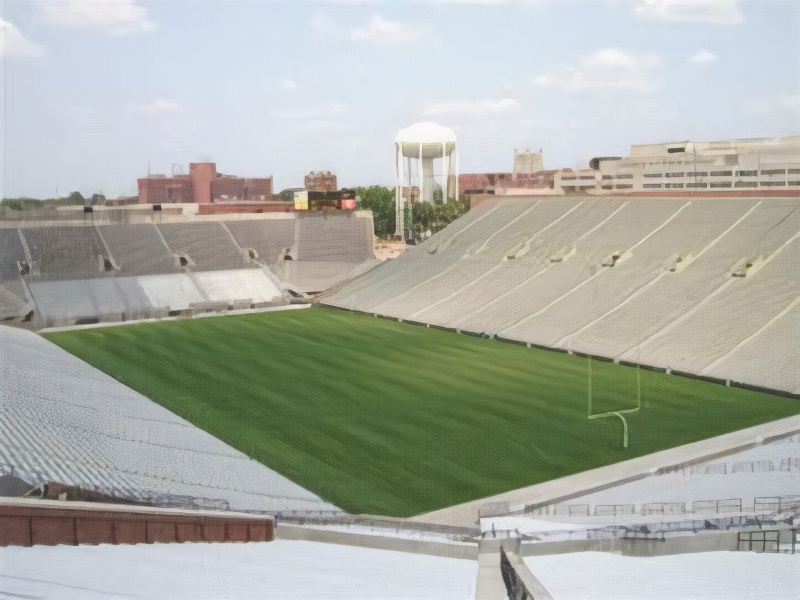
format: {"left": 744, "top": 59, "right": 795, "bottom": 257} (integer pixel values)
{"left": 394, "top": 121, "right": 458, "bottom": 239}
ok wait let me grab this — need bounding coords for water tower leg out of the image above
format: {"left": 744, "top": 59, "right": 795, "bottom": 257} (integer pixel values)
{"left": 394, "top": 145, "right": 405, "bottom": 239}
{"left": 422, "top": 156, "right": 435, "bottom": 203}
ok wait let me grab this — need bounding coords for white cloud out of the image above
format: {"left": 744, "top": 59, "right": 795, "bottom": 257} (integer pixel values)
{"left": 349, "top": 14, "right": 433, "bottom": 46}
{"left": 0, "top": 19, "right": 45, "bottom": 59}
{"left": 689, "top": 48, "right": 717, "bottom": 64}
{"left": 134, "top": 99, "right": 181, "bottom": 113}
{"left": 282, "top": 79, "right": 299, "bottom": 90}
{"left": 534, "top": 48, "right": 661, "bottom": 94}
{"left": 423, "top": 97, "right": 519, "bottom": 117}
{"left": 273, "top": 103, "right": 346, "bottom": 120}
{"left": 42, "top": 0, "right": 156, "bottom": 35}
{"left": 633, "top": 0, "right": 743, "bottom": 24}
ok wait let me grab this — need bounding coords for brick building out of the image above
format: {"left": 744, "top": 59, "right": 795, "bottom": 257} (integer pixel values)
{"left": 211, "top": 176, "right": 273, "bottom": 201}
{"left": 458, "top": 171, "right": 556, "bottom": 195}
{"left": 459, "top": 149, "right": 554, "bottom": 196}
{"left": 137, "top": 163, "right": 273, "bottom": 205}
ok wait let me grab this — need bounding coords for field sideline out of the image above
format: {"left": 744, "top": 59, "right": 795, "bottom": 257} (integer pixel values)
{"left": 45, "top": 306, "right": 800, "bottom": 517}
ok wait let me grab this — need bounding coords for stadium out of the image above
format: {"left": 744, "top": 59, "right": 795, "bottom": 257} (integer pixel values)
{"left": 2, "top": 174, "right": 799, "bottom": 597}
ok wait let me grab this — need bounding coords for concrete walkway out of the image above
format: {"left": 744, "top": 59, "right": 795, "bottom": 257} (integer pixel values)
{"left": 414, "top": 414, "right": 800, "bottom": 527}
{"left": 475, "top": 538, "right": 515, "bottom": 600}
{"left": 274, "top": 524, "right": 477, "bottom": 560}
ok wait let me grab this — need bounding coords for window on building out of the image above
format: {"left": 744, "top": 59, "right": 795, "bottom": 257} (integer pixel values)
{"left": 643, "top": 183, "right": 662, "bottom": 188}
{"left": 686, "top": 172, "right": 708, "bottom": 177}
{"left": 710, "top": 182, "right": 732, "bottom": 188}
{"left": 760, "top": 181, "right": 786, "bottom": 186}
{"left": 601, "top": 185, "right": 613, "bottom": 190}
{"left": 710, "top": 171, "right": 732, "bottom": 177}
{"left": 762, "top": 169, "right": 786, "bottom": 175}
{"left": 665, "top": 172, "right": 685, "bottom": 178}
{"left": 788, "top": 168, "right": 800, "bottom": 175}
{"left": 686, "top": 183, "right": 708, "bottom": 188}
{"left": 789, "top": 181, "right": 800, "bottom": 186}
{"left": 602, "top": 175, "right": 613, "bottom": 180}
{"left": 561, "top": 176, "right": 576, "bottom": 181}
{"left": 615, "top": 184, "right": 633, "bottom": 189}
{"left": 737, "top": 170, "right": 758, "bottom": 177}
{"left": 734, "top": 181, "right": 757, "bottom": 187}
{"left": 664, "top": 183, "right": 684, "bottom": 189}
{"left": 616, "top": 174, "right": 634, "bottom": 179}
{"left": 667, "top": 147, "right": 685, "bottom": 153}
{"left": 643, "top": 173, "right": 662, "bottom": 178}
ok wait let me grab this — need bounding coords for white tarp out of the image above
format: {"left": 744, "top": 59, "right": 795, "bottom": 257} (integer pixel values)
{"left": 137, "top": 274, "right": 206, "bottom": 311}
{"left": 193, "top": 269, "right": 282, "bottom": 304}
{"left": 0, "top": 540, "right": 478, "bottom": 600}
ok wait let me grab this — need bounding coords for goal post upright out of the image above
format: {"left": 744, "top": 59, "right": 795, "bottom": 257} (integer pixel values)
{"left": 587, "top": 354, "right": 641, "bottom": 449}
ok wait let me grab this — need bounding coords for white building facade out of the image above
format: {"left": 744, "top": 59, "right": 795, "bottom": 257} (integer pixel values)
{"left": 555, "top": 135, "right": 800, "bottom": 194}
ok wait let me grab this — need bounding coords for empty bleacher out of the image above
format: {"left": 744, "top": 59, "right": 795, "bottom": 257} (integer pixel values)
{"left": 28, "top": 278, "right": 159, "bottom": 328}
{"left": 224, "top": 218, "right": 296, "bottom": 267}
{"left": 323, "top": 196, "right": 800, "bottom": 394}
{"left": 0, "top": 326, "right": 341, "bottom": 512}
{"left": 97, "top": 224, "right": 179, "bottom": 275}
{"left": 21, "top": 226, "right": 109, "bottom": 280}
{"left": 192, "top": 270, "right": 282, "bottom": 305}
{"left": 157, "top": 223, "right": 250, "bottom": 271}
{"left": 5, "top": 213, "right": 376, "bottom": 326}
{"left": 0, "top": 228, "right": 33, "bottom": 319}
{"left": 561, "top": 199, "right": 796, "bottom": 359}
{"left": 0, "top": 229, "right": 27, "bottom": 281}
{"left": 296, "top": 213, "right": 375, "bottom": 262}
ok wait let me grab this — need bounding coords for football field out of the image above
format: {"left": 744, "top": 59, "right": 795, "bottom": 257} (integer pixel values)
{"left": 45, "top": 306, "right": 800, "bottom": 517}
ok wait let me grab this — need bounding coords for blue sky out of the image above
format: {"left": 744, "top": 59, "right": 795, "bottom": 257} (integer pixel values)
{"left": 1, "top": 0, "right": 798, "bottom": 198}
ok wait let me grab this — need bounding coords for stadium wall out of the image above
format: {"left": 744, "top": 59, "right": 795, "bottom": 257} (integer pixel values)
{"left": 0, "top": 499, "right": 274, "bottom": 547}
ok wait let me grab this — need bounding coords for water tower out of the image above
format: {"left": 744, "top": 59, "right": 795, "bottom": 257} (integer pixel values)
{"left": 394, "top": 121, "right": 457, "bottom": 239}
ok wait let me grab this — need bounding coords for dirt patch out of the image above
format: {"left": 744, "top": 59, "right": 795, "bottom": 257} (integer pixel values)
{"left": 373, "top": 238, "right": 410, "bottom": 261}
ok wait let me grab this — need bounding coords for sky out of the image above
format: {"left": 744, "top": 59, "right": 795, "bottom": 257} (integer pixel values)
{"left": 1, "top": 0, "right": 798, "bottom": 199}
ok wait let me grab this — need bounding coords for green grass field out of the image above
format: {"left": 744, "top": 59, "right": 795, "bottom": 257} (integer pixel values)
{"left": 45, "top": 306, "right": 800, "bottom": 517}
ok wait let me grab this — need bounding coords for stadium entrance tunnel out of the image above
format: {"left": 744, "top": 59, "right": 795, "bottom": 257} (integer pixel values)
{"left": 731, "top": 257, "right": 755, "bottom": 277}
{"left": 74, "top": 317, "right": 100, "bottom": 325}
{"left": 602, "top": 251, "right": 622, "bottom": 267}
{"left": 505, "top": 240, "right": 532, "bottom": 261}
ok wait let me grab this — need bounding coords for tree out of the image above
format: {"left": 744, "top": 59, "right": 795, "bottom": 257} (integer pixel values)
{"left": 91, "top": 193, "right": 106, "bottom": 206}
{"left": 354, "top": 186, "right": 396, "bottom": 238}
{"left": 67, "top": 191, "right": 86, "bottom": 205}
{"left": 410, "top": 199, "right": 467, "bottom": 243}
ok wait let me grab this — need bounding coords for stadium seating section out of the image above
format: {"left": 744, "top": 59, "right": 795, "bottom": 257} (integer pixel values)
{"left": 324, "top": 196, "right": 800, "bottom": 395}
{"left": 0, "top": 213, "right": 377, "bottom": 326}
{"left": 0, "top": 326, "right": 340, "bottom": 512}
